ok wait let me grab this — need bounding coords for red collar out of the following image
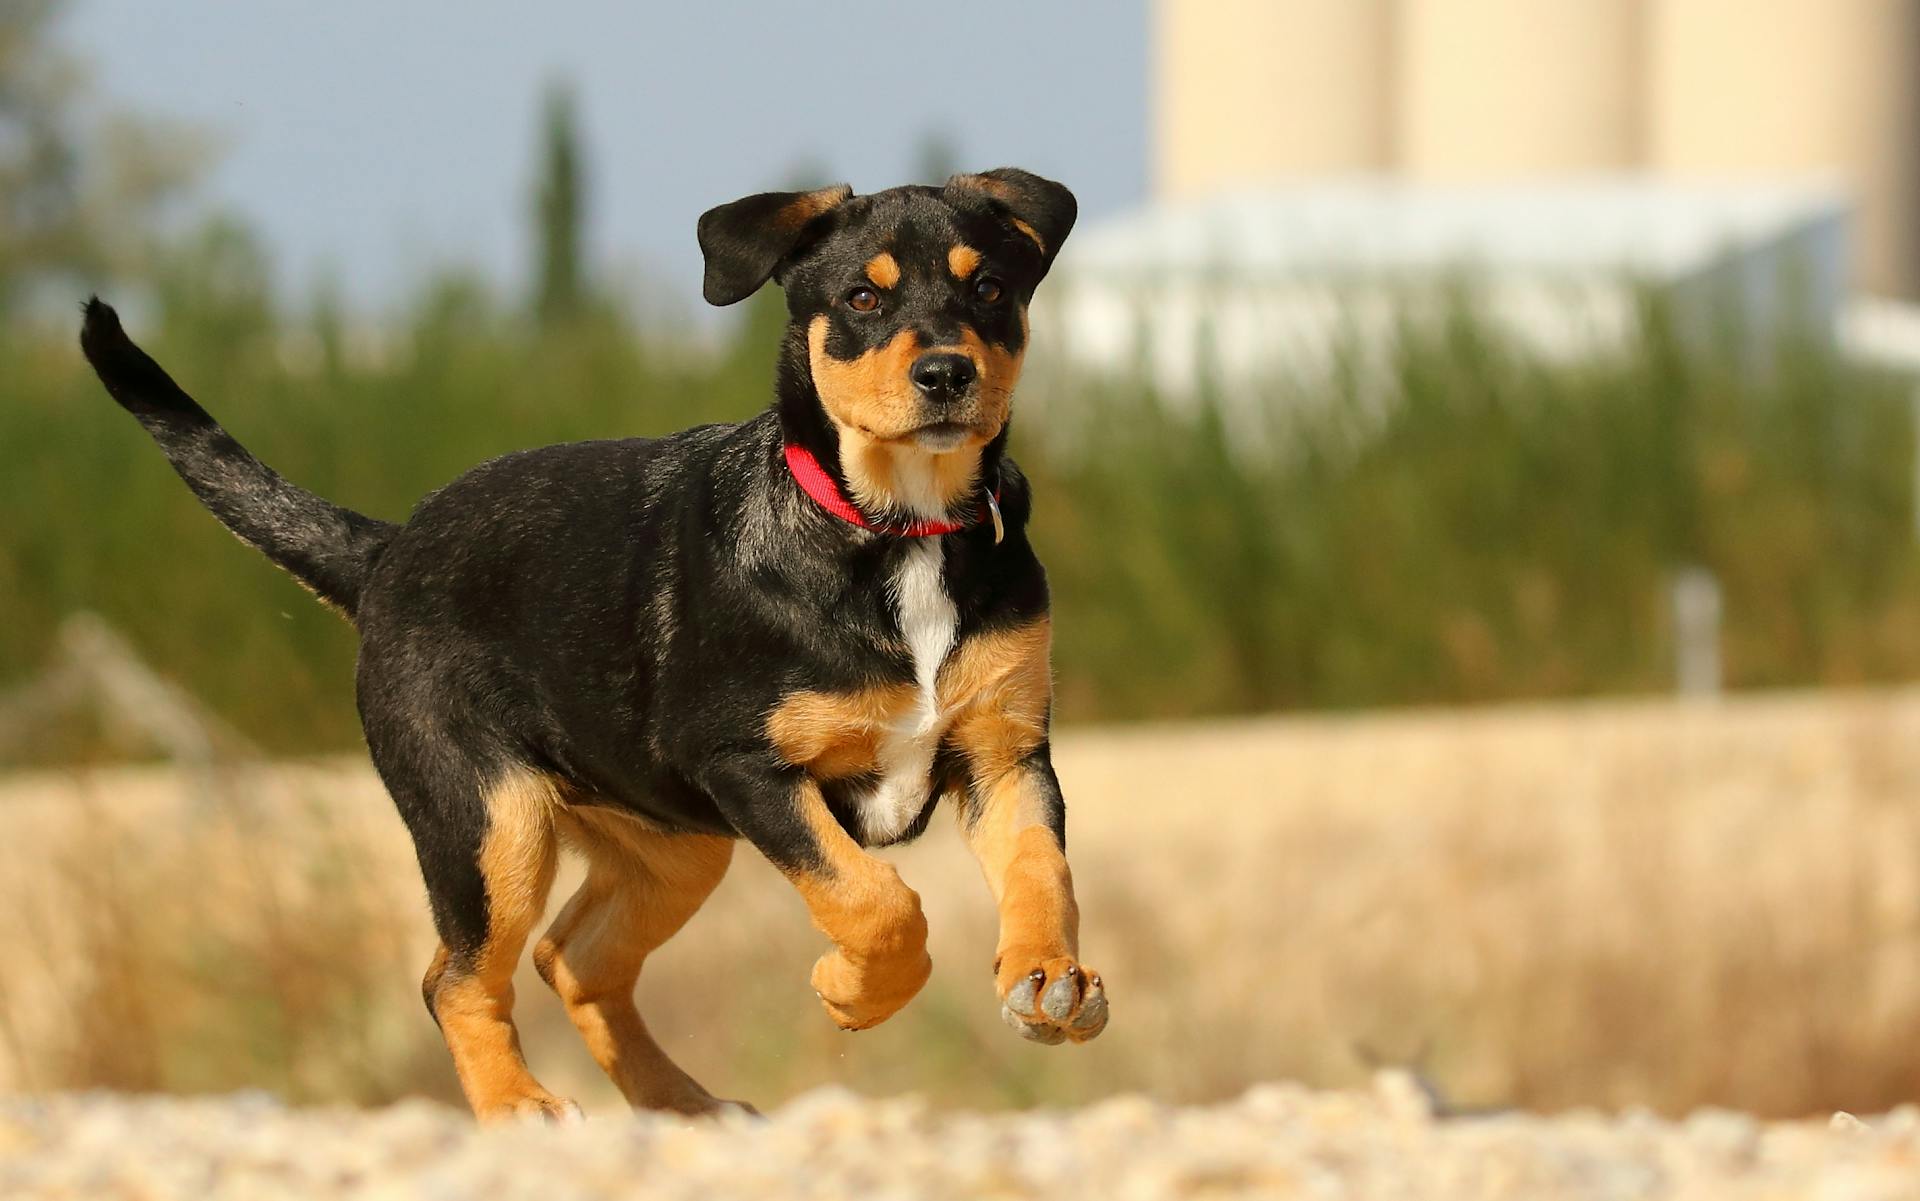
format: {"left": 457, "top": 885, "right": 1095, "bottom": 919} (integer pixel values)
{"left": 783, "top": 442, "right": 1003, "bottom": 542}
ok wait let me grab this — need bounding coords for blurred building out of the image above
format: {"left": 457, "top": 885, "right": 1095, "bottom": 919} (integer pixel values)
{"left": 1043, "top": 178, "right": 1848, "bottom": 395}
{"left": 1037, "top": 1, "right": 1920, "bottom": 394}
{"left": 1154, "top": 0, "right": 1920, "bottom": 299}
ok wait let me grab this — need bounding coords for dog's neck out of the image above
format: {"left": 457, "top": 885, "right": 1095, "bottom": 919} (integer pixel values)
{"left": 774, "top": 324, "right": 1006, "bottom": 524}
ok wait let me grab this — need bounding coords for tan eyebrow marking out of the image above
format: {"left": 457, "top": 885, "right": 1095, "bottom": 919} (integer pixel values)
{"left": 864, "top": 252, "right": 901, "bottom": 289}
{"left": 948, "top": 244, "right": 983, "bottom": 279}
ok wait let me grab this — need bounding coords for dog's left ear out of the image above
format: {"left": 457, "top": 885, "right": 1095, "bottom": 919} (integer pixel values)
{"left": 697, "top": 183, "right": 853, "bottom": 306}
{"left": 944, "top": 168, "right": 1077, "bottom": 281}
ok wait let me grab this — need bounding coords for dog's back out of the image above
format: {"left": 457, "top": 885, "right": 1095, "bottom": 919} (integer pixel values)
{"left": 355, "top": 421, "right": 756, "bottom": 837}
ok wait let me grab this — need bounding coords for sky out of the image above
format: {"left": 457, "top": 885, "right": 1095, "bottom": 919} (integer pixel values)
{"left": 59, "top": 1, "right": 1150, "bottom": 317}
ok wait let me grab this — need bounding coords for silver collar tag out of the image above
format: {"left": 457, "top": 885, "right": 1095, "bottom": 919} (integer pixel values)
{"left": 985, "top": 490, "right": 1005, "bottom": 546}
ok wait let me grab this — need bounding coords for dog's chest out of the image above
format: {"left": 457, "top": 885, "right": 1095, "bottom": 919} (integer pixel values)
{"left": 853, "top": 539, "right": 958, "bottom": 842}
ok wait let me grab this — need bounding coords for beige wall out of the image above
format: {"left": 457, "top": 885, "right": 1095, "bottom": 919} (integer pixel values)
{"left": 1155, "top": 0, "right": 1393, "bottom": 195}
{"left": 1398, "top": 0, "right": 1642, "bottom": 177}
{"left": 1646, "top": 0, "right": 1920, "bottom": 294}
{"left": 1154, "top": 0, "right": 1920, "bottom": 294}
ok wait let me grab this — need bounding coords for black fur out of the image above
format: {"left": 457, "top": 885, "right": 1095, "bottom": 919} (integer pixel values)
{"left": 79, "top": 299, "right": 397, "bottom": 619}
{"left": 696, "top": 185, "right": 848, "bottom": 305}
{"left": 79, "top": 170, "right": 1072, "bottom": 979}
{"left": 943, "top": 168, "right": 1077, "bottom": 280}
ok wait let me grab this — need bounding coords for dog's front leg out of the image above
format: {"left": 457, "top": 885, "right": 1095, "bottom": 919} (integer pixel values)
{"left": 702, "top": 756, "right": 931, "bottom": 1030}
{"left": 956, "top": 754, "right": 1108, "bottom": 1044}
{"left": 943, "top": 618, "right": 1107, "bottom": 1044}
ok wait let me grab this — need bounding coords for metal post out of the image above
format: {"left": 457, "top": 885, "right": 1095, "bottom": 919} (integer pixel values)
{"left": 1673, "top": 567, "right": 1723, "bottom": 699}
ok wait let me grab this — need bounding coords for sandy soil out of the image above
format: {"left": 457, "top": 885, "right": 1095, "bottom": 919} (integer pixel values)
{"left": 5, "top": 1074, "right": 1918, "bottom": 1200}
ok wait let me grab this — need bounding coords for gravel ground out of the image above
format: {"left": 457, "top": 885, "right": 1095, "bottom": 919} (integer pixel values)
{"left": 3, "top": 1075, "right": 1917, "bottom": 1201}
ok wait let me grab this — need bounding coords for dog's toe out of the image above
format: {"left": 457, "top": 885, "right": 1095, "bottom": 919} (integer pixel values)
{"left": 996, "top": 956, "right": 1108, "bottom": 1045}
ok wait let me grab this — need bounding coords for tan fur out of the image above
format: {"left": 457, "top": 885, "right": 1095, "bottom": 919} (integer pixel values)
{"left": 783, "top": 780, "right": 931, "bottom": 1030}
{"left": 838, "top": 427, "right": 987, "bottom": 516}
{"left": 428, "top": 770, "right": 565, "bottom": 1122}
{"left": 808, "top": 317, "right": 925, "bottom": 441}
{"left": 1008, "top": 217, "right": 1045, "bottom": 253}
{"left": 941, "top": 616, "right": 1052, "bottom": 781}
{"left": 966, "top": 790, "right": 1079, "bottom": 959}
{"left": 864, "top": 252, "right": 901, "bottom": 289}
{"left": 949, "top": 173, "right": 1018, "bottom": 202}
{"left": 777, "top": 184, "right": 853, "bottom": 230}
{"left": 948, "top": 175, "right": 1047, "bottom": 252}
{"left": 807, "top": 316, "right": 993, "bottom": 516}
{"left": 955, "top": 324, "right": 1025, "bottom": 434}
{"left": 767, "top": 618, "right": 1048, "bottom": 789}
{"left": 767, "top": 683, "right": 918, "bottom": 778}
{"left": 960, "top": 774, "right": 1089, "bottom": 1029}
{"left": 947, "top": 244, "right": 982, "bottom": 279}
{"left": 535, "top": 808, "right": 737, "bottom": 1114}
{"left": 942, "top": 619, "right": 1096, "bottom": 1038}
{"left": 844, "top": 423, "right": 990, "bottom": 510}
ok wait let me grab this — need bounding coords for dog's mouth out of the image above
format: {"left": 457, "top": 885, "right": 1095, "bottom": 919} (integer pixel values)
{"left": 904, "top": 421, "right": 979, "bottom": 452}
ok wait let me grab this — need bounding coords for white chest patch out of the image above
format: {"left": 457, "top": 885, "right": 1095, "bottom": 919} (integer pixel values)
{"left": 856, "top": 538, "right": 959, "bottom": 843}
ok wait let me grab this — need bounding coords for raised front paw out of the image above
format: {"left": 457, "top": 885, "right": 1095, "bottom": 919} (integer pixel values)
{"left": 811, "top": 946, "right": 933, "bottom": 1031}
{"left": 996, "top": 954, "right": 1108, "bottom": 1045}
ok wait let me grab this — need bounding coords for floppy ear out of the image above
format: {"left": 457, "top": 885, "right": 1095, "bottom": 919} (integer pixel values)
{"left": 696, "top": 183, "right": 853, "bottom": 306}
{"left": 944, "top": 168, "right": 1077, "bottom": 280}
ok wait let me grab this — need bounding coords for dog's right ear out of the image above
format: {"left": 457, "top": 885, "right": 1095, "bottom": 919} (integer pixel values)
{"left": 696, "top": 184, "right": 853, "bottom": 306}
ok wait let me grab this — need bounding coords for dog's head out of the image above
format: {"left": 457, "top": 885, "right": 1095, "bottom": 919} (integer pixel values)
{"left": 698, "top": 169, "right": 1075, "bottom": 515}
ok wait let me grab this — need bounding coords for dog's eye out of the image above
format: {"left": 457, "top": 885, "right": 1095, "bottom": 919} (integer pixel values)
{"left": 846, "top": 286, "right": 881, "bottom": 313}
{"left": 973, "top": 276, "right": 1005, "bottom": 304}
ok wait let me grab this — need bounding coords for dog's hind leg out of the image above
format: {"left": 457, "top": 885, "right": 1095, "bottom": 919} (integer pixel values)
{"left": 535, "top": 810, "right": 749, "bottom": 1116}
{"left": 409, "top": 767, "right": 574, "bottom": 1123}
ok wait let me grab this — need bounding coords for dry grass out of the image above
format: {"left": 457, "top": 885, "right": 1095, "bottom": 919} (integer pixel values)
{"left": 4, "top": 688, "right": 1920, "bottom": 1118}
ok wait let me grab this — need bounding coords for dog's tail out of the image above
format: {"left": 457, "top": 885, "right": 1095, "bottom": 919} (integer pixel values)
{"left": 78, "top": 298, "right": 398, "bottom": 622}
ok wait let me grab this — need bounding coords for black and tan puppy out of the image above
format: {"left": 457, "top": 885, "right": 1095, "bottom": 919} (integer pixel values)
{"left": 78, "top": 168, "right": 1105, "bottom": 1121}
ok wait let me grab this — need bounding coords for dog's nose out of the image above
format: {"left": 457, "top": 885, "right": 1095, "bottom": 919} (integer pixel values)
{"left": 910, "top": 352, "right": 977, "bottom": 398}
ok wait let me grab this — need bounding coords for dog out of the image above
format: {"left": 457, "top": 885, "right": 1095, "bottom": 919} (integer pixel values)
{"left": 78, "top": 167, "right": 1106, "bottom": 1122}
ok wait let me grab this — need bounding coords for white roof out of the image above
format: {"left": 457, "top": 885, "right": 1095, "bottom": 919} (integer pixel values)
{"left": 1058, "top": 175, "right": 1851, "bottom": 283}
{"left": 1842, "top": 296, "right": 1920, "bottom": 372}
